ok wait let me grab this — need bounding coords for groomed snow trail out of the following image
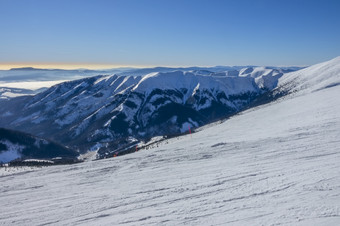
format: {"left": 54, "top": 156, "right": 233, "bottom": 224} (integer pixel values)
{"left": 1, "top": 87, "right": 340, "bottom": 225}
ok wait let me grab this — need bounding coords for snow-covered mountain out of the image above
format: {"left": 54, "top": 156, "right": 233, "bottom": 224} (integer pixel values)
{"left": 277, "top": 56, "right": 340, "bottom": 94}
{"left": 0, "top": 128, "right": 78, "bottom": 163}
{"left": 0, "top": 87, "right": 47, "bottom": 100}
{"left": 0, "top": 57, "right": 339, "bottom": 225}
{"left": 0, "top": 67, "right": 292, "bottom": 157}
{"left": 0, "top": 87, "right": 36, "bottom": 100}
{"left": 0, "top": 66, "right": 299, "bottom": 97}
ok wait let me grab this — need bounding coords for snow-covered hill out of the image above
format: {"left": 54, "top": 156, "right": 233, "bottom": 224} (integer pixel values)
{"left": 0, "top": 57, "right": 339, "bottom": 225}
{"left": 277, "top": 56, "right": 340, "bottom": 94}
{"left": 0, "top": 67, "right": 290, "bottom": 157}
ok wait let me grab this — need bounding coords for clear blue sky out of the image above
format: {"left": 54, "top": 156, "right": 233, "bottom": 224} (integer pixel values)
{"left": 1, "top": 0, "right": 340, "bottom": 68}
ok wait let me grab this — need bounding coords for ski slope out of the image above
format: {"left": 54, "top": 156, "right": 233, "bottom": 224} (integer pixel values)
{"left": 1, "top": 59, "right": 340, "bottom": 225}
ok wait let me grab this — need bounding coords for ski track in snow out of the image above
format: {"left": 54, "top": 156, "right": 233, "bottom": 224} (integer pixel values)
{"left": 1, "top": 86, "right": 340, "bottom": 225}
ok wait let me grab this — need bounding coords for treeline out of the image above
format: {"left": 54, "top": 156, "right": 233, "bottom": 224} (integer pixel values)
{"left": 1, "top": 158, "right": 83, "bottom": 167}
{"left": 0, "top": 127, "right": 78, "bottom": 159}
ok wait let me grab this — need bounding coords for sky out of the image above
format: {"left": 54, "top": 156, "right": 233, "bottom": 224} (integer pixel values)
{"left": 0, "top": 0, "right": 340, "bottom": 69}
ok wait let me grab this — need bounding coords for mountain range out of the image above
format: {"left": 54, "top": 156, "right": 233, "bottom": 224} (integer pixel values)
{"left": 0, "top": 58, "right": 339, "bottom": 162}
{"left": 0, "top": 66, "right": 295, "bottom": 159}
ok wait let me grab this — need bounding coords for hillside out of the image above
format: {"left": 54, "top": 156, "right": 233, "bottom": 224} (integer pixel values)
{"left": 0, "top": 128, "right": 78, "bottom": 163}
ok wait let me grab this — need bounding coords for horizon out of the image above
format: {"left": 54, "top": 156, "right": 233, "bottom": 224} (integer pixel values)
{"left": 1, "top": 0, "right": 340, "bottom": 68}
{"left": 0, "top": 61, "right": 314, "bottom": 71}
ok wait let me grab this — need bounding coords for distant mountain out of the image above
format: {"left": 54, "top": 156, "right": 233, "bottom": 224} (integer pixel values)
{"left": 118, "top": 66, "right": 248, "bottom": 77}
{"left": 0, "top": 128, "right": 78, "bottom": 163}
{"left": 9, "top": 67, "right": 38, "bottom": 71}
{"left": 0, "top": 66, "right": 296, "bottom": 158}
{"left": 0, "top": 65, "right": 303, "bottom": 83}
{"left": 0, "top": 87, "right": 46, "bottom": 100}
{"left": 0, "top": 65, "right": 304, "bottom": 99}
{"left": 118, "top": 65, "right": 304, "bottom": 77}
{"left": 0, "top": 68, "right": 112, "bottom": 83}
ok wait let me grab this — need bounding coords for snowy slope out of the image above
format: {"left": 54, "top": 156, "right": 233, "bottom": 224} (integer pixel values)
{"left": 133, "top": 71, "right": 258, "bottom": 95}
{"left": 277, "top": 56, "right": 340, "bottom": 94}
{"left": 0, "top": 58, "right": 339, "bottom": 225}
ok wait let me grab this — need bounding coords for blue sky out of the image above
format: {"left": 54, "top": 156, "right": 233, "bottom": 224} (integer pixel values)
{"left": 0, "top": 0, "right": 340, "bottom": 69}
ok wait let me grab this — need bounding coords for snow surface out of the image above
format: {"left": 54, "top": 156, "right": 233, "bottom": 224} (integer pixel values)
{"left": 0, "top": 166, "right": 39, "bottom": 177}
{"left": 1, "top": 64, "right": 340, "bottom": 225}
